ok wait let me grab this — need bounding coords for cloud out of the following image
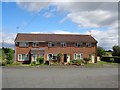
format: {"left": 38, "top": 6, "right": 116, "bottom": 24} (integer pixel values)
{"left": 30, "top": 30, "right": 80, "bottom": 34}
{"left": 16, "top": 2, "right": 118, "bottom": 28}
{"left": 52, "top": 30, "right": 80, "bottom": 34}
{"left": 43, "top": 12, "right": 53, "bottom": 18}
{"left": 55, "top": 2, "right": 118, "bottom": 27}
{"left": 55, "top": 2, "right": 118, "bottom": 12}
{"left": 88, "top": 29, "right": 118, "bottom": 50}
{"left": 16, "top": 2, "right": 50, "bottom": 13}
{"left": 67, "top": 10, "right": 117, "bottom": 27}
{"left": 0, "top": 31, "right": 16, "bottom": 49}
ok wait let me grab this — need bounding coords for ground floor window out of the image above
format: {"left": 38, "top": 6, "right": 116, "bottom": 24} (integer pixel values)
{"left": 18, "top": 54, "right": 29, "bottom": 61}
{"left": 47, "top": 54, "right": 57, "bottom": 60}
{"left": 74, "top": 53, "right": 83, "bottom": 60}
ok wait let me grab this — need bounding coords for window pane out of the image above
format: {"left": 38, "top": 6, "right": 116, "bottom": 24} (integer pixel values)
{"left": 18, "top": 54, "right": 21, "bottom": 60}
{"left": 74, "top": 54, "right": 76, "bottom": 59}
{"left": 49, "top": 54, "right": 53, "bottom": 60}
{"left": 86, "top": 43, "right": 92, "bottom": 47}
{"left": 74, "top": 53, "right": 83, "bottom": 60}
{"left": 77, "top": 54, "right": 80, "bottom": 59}
{"left": 48, "top": 42, "right": 56, "bottom": 47}
{"left": 33, "top": 42, "right": 39, "bottom": 47}
{"left": 19, "top": 42, "right": 29, "bottom": 47}
{"left": 61, "top": 42, "right": 66, "bottom": 47}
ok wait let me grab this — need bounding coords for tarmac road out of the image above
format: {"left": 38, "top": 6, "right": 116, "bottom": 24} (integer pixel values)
{"left": 2, "top": 66, "right": 118, "bottom": 88}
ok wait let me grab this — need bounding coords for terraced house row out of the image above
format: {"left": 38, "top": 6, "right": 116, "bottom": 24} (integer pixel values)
{"left": 14, "top": 33, "right": 98, "bottom": 64}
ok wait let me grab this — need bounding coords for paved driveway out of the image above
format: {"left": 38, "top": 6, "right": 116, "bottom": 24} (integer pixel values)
{"left": 2, "top": 66, "right": 118, "bottom": 88}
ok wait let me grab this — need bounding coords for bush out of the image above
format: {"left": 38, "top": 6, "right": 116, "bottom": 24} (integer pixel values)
{"left": 83, "top": 58, "right": 91, "bottom": 64}
{"left": 110, "top": 58, "right": 114, "bottom": 63}
{"left": 113, "top": 56, "right": 120, "bottom": 63}
{"left": 36, "top": 56, "right": 44, "bottom": 64}
{"left": 70, "top": 59, "right": 82, "bottom": 65}
{"left": 45, "top": 61, "right": 49, "bottom": 65}
{"left": 1, "top": 61, "right": 7, "bottom": 66}
{"left": 101, "top": 56, "right": 120, "bottom": 63}
{"left": 6, "top": 60, "right": 13, "bottom": 64}
{"left": 30, "top": 61, "right": 36, "bottom": 66}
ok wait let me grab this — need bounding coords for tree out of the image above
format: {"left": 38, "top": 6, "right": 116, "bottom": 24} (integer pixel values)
{"left": 2, "top": 47, "right": 14, "bottom": 64}
{"left": 112, "top": 45, "right": 120, "bottom": 56}
{"left": 0, "top": 48, "right": 6, "bottom": 60}
{"left": 97, "top": 46, "right": 106, "bottom": 58}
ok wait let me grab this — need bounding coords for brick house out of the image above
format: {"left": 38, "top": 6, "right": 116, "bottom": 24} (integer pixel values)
{"left": 14, "top": 33, "right": 97, "bottom": 64}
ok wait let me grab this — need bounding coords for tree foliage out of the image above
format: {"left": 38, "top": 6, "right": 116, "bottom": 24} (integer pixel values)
{"left": 112, "top": 45, "right": 120, "bottom": 56}
{"left": 0, "top": 48, "right": 6, "bottom": 60}
{"left": 97, "top": 46, "right": 106, "bottom": 57}
{"left": 1, "top": 47, "right": 14, "bottom": 65}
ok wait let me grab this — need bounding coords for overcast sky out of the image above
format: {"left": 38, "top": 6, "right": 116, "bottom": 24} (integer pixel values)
{"left": 1, "top": 1, "right": 119, "bottom": 50}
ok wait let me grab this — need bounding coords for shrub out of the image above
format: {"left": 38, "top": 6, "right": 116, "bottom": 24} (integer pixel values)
{"left": 113, "top": 56, "right": 120, "bottom": 63}
{"left": 37, "top": 56, "right": 44, "bottom": 64}
{"left": 70, "top": 59, "right": 82, "bottom": 65}
{"left": 6, "top": 60, "right": 13, "bottom": 64}
{"left": 101, "top": 56, "right": 120, "bottom": 63}
{"left": 30, "top": 61, "right": 36, "bottom": 66}
{"left": 110, "top": 58, "right": 114, "bottom": 63}
{"left": 45, "top": 61, "right": 49, "bottom": 65}
{"left": 1, "top": 61, "right": 7, "bottom": 66}
{"left": 83, "top": 58, "right": 91, "bottom": 64}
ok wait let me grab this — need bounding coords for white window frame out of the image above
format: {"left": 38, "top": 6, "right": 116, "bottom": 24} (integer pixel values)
{"left": 47, "top": 54, "right": 53, "bottom": 60}
{"left": 48, "top": 42, "right": 56, "bottom": 47}
{"left": 86, "top": 42, "right": 92, "bottom": 47}
{"left": 75, "top": 42, "right": 83, "bottom": 47}
{"left": 19, "top": 42, "right": 29, "bottom": 47}
{"left": 18, "top": 54, "right": 29, "bottom": 61}
{"left": 61, "top": 42, "right": 67, "bottom": 47}
{"left": 74, "top": 53, "right": 83, "bottom": 60}
{"left": 32, "top": 42, "right": 39, "bottom": 47}
{"left": 47, "top": 54, "right": 57, "bottom": 60}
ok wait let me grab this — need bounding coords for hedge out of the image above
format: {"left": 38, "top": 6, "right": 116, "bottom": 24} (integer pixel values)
{"left": 101, "top": 56, "right": 120, "bottom": 63}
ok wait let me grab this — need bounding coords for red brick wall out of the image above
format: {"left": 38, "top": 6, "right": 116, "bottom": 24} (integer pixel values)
{"left": 15, "top": 42, "right": 97, "bottom": 62}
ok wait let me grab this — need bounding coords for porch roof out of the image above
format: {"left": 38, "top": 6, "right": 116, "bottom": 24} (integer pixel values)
{"left": 31, "top": 48, "right": 45, "bottom": 54}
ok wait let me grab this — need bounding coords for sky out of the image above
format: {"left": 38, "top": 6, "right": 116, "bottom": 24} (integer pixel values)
{"left": 1, "top": 1, "right": 119, "bottom": 50}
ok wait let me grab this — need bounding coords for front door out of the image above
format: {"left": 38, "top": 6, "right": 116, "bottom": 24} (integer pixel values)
{"left": 64, "top": 54, "right": 67, "bottom": 62}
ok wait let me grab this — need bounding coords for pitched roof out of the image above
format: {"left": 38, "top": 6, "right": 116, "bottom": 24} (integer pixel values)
{"left": 15, "top": 33, "right": 97, "bottom": 43}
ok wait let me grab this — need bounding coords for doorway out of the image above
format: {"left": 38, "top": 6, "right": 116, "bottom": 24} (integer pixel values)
{"left": 33, "top": 54, "right": 38, "bottom": 61}
{"left": 64, "top": 54, "right": 67, "bottom": 62}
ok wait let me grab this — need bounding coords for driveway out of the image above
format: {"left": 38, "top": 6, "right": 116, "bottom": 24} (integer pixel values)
{"left": 2, "top": 66, "right": 118, "bottom": 88}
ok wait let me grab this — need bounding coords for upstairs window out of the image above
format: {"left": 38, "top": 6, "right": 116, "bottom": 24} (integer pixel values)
{"left": 19, "top": 42, "right": 29, "bottom": 47}
{"left": 86, "top": 42, "right": 92, "bottom": 47}
{"left": 61, "top": 42, "right": 67, "bottom": 47}
{"left": 48, "top": 42, "right": 56, "bottom": 47}
{"left": 75, "top": 42, "right": 83, "bottom": 47}
{"left": 32, "top": 42, "right": 39, "bottom": 47}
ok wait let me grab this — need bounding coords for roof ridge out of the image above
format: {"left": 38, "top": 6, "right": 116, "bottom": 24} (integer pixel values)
{"left": 17, "top": 33, "right": 91, "bottom": 36}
